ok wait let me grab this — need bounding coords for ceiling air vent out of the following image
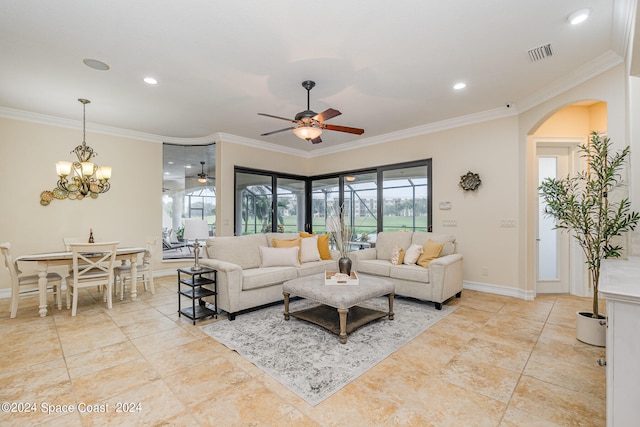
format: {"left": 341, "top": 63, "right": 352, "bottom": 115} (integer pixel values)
{"left": 528, "top": 43, "right": 553, "bottom": 62}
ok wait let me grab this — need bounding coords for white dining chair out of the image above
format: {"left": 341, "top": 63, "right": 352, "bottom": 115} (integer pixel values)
{"left": 114, "top": 237, "right": 158, "bottom": 300}
{"left": 0, "top": 242, "right": 62, "bottom": 318}
{"left": 65, "top": 242, "right": 118, "bottom": 316}
{"left": 63, "top": 237, "right": 85, "bottom": 250}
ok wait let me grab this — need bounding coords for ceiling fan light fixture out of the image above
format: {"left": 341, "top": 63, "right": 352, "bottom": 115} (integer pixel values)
{"left": 293, "top": 126, "right": 322, "bottom": 141}
{"left": 198, "top": 177, "right": 207, "bottom": 183}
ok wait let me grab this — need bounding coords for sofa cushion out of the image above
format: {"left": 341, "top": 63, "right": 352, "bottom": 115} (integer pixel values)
{"left": 206, "top": 234, "right": 267, "bottom": 269}
{"left": 242, "top": 267, "right": 297, "bottom": 291}
{"left": 259, "top": 246, "right": 300, "bottom": 267}
{"left": 356, "top": 259, "right": 392, "bottom": 276}
{"left": 403, "top": 244, "right": 423, "bottom": 264}
{"left": 297, "top": 259, "right": 336, "bottom": 277}
{"left": 417, "top": 239, "right": 444, "bottom": 268}
{"left": 390, "top": 264, "right": 430, "bottom": 282}
{"left": 375, "top": 231, "right": 413, "bottom": 260}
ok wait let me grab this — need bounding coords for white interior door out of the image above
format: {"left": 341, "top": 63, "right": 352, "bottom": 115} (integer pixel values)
{"left": 536, "top": 146, "right": 570, "bottom": 293}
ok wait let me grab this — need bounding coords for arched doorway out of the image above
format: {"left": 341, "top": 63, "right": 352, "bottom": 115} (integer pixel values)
{"left": 529, "top": 100, "right": 607, "bottom": 296}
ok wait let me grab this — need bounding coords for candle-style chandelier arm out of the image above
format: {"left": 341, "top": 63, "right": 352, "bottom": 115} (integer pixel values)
{"left": 39, "top": 98, "right": 112, "bottom": 206}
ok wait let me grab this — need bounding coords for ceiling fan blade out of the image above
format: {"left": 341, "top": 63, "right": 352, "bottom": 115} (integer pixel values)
{"left": 323, "top": 124, "right": 365, "bottom": 135}
{"left": 261, "top": 126, "right": 296, "bottom": 136}
{"left": 313, "top": 108, "right": 341, "bottom": 122}
{"left": 258, "top": 113, "right": 297, "bottom": 123}
{"left": 311, "top": 136, "right": 322, "bottom": 144}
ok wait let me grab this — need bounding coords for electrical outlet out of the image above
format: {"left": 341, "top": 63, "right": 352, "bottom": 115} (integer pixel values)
{"left": 499, "top": 219, "right": 516, "bottom": 228}
{"left": 481, "top": 267, "right": 489, "bottom": 276}
{"left": 442, "top": 219, "right": 457, "bottom": 227}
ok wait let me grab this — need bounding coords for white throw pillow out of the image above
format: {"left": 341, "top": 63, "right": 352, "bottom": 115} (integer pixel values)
{"left": 259, "top": 246, "right": 300, "bottom": 267}
{"left": 300, "top": 235, "right": 321, "bottom": 263}
{"left": 403, "top": 244, "right": 423, "bottom": 265}
{"left": 390, "top": 245, "right": 401, "bottom": 265}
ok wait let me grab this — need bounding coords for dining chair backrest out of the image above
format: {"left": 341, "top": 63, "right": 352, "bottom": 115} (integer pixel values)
{"left": 68, "top": 242, "right": 119, "bottom": 285}
{"left": 63, "top": 237, "right": 85, "bottom": 251}
{"left": 143, "top": 237, "right": 159, "bottom": 266}
{"left": 0, "top": 242, "right": 19, "bottom": 288}
{"left": 1, "top": 242, "right": 63, "bottom": 318}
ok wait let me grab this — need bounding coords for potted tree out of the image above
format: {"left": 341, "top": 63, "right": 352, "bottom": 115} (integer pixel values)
{"left": 539, "top": 131, "right": 639, "bottom": 346}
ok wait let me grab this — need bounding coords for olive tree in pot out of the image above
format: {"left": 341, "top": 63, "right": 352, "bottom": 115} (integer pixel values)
{"left": 538, "top": 131, "right": 639, "bottom": 346}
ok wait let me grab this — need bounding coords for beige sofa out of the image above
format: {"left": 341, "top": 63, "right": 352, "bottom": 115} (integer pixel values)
{"left": 199, "top": 233, "right": 339, "bottom": 320}
{"left": 348, "top": 231, "right": 463, "bottom": 309}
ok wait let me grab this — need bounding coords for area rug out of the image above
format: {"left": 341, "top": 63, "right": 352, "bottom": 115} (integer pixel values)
{"left": 200, "top": 297, "right": 456, "bottom": 406}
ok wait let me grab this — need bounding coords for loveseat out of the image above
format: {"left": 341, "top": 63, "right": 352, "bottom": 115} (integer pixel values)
{"left": 348, "top": 231, "right": 463, "bottom": 309}
{"left": 199, "top": 232, "right": 339, "bottom": 319}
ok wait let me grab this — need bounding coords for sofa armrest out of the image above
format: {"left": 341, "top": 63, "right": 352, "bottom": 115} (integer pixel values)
{"left": 198, "top": 258, "right": 243, "bottom": 313}
{"left": 348, "top": 248, "right": 377, "bottom": 271}
{"left": 429, "top": 253, "right": 463, "bottom": 303}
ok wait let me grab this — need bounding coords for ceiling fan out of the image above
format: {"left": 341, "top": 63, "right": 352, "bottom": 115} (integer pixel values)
{"left": 197, "top": 161, "right": 213, "bottom": 183}
{"left": 258, "top": 80, "right": 364, "bottom": 144}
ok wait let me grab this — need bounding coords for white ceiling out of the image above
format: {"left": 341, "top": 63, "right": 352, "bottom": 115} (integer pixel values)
{"left": 0, "top": 0, "right": 637, "bottom": 153}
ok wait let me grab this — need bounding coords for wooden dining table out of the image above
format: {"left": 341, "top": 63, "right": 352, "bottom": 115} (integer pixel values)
{"left": 15, "top": 247, "right": 147, "bottom": 317}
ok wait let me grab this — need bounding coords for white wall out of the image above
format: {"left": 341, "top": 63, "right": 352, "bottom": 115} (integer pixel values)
{"left": 306, "top": 117, "right": 522, "bottom": 293}
{"left": 520, "top": 65, "right": 631, "bottom": 296}
{"left": 0, "top": 118, "right": 168, "bottom": 288}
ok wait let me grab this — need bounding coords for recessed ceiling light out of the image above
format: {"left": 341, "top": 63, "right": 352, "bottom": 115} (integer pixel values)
{"left": 83, "top": 58, "right": 110, "bottom": 71}
{"left": 568, "top": 8, "right": 590, "bottom": 25}
{"left": 453, "top": 82, "right": 466, "bottom": 90}
{"left": 143, "top": 77, "right": 158, "bottom": 85}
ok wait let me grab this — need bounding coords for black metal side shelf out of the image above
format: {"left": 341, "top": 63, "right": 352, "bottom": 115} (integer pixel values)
{"left": 177, "top": 267, "right": 217, "bottom": 325}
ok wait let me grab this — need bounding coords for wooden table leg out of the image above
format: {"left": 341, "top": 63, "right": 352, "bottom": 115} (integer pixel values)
{"left": 388, "top": 293, "right": 395, "bottom": 320}
{"left": 283, "top": 292, "right": 290, "bottom": 320}
{"left": 338, "top": 308, "right": 349, "bottom": 344}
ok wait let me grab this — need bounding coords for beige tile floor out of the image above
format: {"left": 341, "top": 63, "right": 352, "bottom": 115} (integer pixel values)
{"left": 0, "top": 276, "right": 606, "bottom": 426}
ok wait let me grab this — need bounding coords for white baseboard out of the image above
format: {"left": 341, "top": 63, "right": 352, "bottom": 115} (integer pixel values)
{"left": 463, "top": 280, "right": 535, "bottom": 301}
{"left": 1, "top": 277, "right": 535, "bottom": 302}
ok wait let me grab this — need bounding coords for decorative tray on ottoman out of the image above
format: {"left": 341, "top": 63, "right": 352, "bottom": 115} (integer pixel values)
{"left": 325, "top": 271, "right": 359, "bottom": 286}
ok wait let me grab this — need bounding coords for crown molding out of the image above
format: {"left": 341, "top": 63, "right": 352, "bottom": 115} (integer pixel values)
{"left": 306, "top": 107, "right": 517, "bottom": 158}
{"left": 0, "top": 45, "right": 627, "bottom": 158}
{"left": 216, "top": 132, "right": 311, "bottom": 157}
{"left": 516, "top": 50, "right": 624, "bottom": 114}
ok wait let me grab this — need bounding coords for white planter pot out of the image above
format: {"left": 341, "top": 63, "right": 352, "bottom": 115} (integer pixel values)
{"left": 576, "top": 311, "right": 606, "bottom": 347}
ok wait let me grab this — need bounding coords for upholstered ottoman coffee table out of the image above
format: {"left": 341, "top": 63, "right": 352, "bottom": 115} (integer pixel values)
{"left": 283, "top": 273, "right": 394, "bottom": 344}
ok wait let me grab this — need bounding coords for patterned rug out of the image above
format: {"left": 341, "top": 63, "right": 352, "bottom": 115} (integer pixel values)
{"left": 200, "top": 297, "right": 456, "bottom": 406}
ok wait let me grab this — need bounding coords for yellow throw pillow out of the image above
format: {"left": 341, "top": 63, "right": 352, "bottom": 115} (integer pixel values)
{"left": 317, "top": 234, "right": 332, "bottom": 260}
{"left": 417, "top": 239, "right": 444, "bottom": 268}
{"left": 273, "top": 237, "right": 302, "bottom": 263}
{"left": 397, "top": 248, "right": 405, "bottom": 265}
{"left": 298, "top": 231, "right": 332, "bottom": 260}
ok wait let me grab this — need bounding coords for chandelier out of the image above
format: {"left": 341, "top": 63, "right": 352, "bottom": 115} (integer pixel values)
{"left": 40, "top": 99, "right": 112, "bottom": 205}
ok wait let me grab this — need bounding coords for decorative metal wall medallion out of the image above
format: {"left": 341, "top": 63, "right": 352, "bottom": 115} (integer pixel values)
{"left": 459, "top": 171, "right": 481, "bottom": 191}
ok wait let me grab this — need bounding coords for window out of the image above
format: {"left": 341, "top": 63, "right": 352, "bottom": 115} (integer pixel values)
{"left": 381, "top": 164, "right": 430, "bottom": 232}
{"left": 235, "top": 168, "right": 307, "bottom": 235}
{"left": 162, "top": 143, "right": 216, "bottom": 259}
{"left": 234, "top": 160, "right": 431, "bottom": 243}
{"left": 343, "top": 172, "right": 378, "bottom": 243}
